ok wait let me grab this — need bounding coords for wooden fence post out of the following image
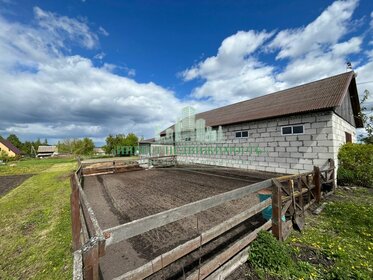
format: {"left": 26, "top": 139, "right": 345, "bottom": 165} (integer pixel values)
{"left": 82, "top": 237, "right": 100, "bottom": 280}
{"left": 329, "top": 159, "right": 336, "bottom": 192}
{"left": 271, "top": 179, "right": 283, "bottom": 241}
{"left": 70, "top": 175, "right": 81, "bottom": 251}
{"left": 313, "top": 166, "right": 321, "bottom": 203}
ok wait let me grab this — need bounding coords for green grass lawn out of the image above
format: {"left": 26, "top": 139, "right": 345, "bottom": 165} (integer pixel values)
{"left": 0, "top": 157, "right": 75, "bottom": 176}
{"left": 248, "top": 187, "right": 373, "bottom": 280}
{"left": 0, "top": 159, "right": 76, "bottom": 280}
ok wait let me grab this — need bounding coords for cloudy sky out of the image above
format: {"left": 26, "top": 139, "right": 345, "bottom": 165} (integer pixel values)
{"left": 0, "top": 0, "right": 372, "bottom": 145}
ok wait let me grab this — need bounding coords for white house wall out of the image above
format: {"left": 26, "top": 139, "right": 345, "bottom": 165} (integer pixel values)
{"left": 176, "top": 111, "right": 355, "bottom": 174}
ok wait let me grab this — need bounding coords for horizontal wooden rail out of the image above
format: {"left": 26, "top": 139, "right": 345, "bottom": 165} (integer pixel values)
{"left": 281, "top": 186, "right": 315, "bottom": 202}
{"left": 75, "top": 174, "right": 103, "bottom": 238}
{"left": 104, "top": 179, "right": 272, "bottom": 246}
{"left": 276, "top": 171, "right": 313, "bottom": 182}
{"left": 113, "top": 198, "right": 271, "bottom": 280}
{"left": 186, "top": 219, "right": 272, "bottom": 280}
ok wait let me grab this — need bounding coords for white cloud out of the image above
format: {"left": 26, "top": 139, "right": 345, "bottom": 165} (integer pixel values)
{"left": 94, "top": 52, "right": 106, "bottom": 60}
{"left": 182, "top": 0, "right": 367, "bottom": 104}
{"left": 182, "top": 30, "right": 273, "bottom": 81}
{"left": 332, "top": 37, "right": 362, "bottom": 56}
{"left": 98, "top": 26, "right": 109, "bottom": 36}
{"left": 269, "top": 0, "right": 358, "bottom": 59}
{"left": 0, "top": 8, "right": 196, "bottom": 143}
{"left": 181, "top": 30, "right": 278, "bottom": 104}
{"left": 33, "top": 6, "right": 98, "bottom": 49}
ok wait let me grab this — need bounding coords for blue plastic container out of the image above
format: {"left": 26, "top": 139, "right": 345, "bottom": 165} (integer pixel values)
{"left": 258, "top": 193, "right": 286, "bottom": 222}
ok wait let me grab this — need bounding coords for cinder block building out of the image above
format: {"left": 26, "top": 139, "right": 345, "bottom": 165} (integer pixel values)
{"left": 157, "top": 71, "right": 363, "bottom": 174}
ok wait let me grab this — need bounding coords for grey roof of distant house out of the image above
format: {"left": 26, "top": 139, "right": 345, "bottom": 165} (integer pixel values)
{"left": 37, "top": 146, "right": 57, "bottom": 153}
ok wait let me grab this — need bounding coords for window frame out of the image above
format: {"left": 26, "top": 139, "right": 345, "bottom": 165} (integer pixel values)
{"left": 235, "top": 130, "right": 249, "bottom": 138}
{"left": 281, "top": 124, "right": 305, "bottom": 135}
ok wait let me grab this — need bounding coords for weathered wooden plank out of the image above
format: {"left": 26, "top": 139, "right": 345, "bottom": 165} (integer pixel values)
{"left": 113, "top": 198, "right": 272, "bottom": 280}
{"left": 77, "top": 175, "right": 103, "bottom": 238}
{"left": 272, "top": 179, "right": 283, "bottom": 241}
{"left": 73, "top": 250, "right": 83, "bottom": 280}
{"left": 276, "top": 171, "right": 313, "bottom": 183}
{"left": 80, "top": 207, "right": 89, "bottom": 245}
{"left": 304, "top": 199, "right": 316, "bottom": 211}
{"left": 171, "top": 168, "right": 261, "bottom": 183}
{"left": 75, "top": 174, "right": 106, "bottom": 256}
{"left": 204, "top": 245, "right": 249, "bottom": 280}
{"left": 82, "top": 237, "right": 100, "bottom": 280}
{"left": 186, "top": 220, "right": 272, "bottom": 280}
{"left": 313, "top": 166, "right": 321, "bottom": 203}
{"left": 71, "top": 175, "right": 81, "bottom": 251}
{"left": 104, "top": 179, "right": 272, "bottom": 246}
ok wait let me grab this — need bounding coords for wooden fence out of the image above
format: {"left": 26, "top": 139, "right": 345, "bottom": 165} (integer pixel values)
{"left": 70, "top": 158, "right": 335, "bottom": 280}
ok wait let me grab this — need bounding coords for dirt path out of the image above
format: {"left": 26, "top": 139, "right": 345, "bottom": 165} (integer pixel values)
{"left": 0, "top": 174, "right": 33, "bottom": 196}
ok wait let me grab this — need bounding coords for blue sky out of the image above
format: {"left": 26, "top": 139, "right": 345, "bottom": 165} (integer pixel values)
{"left": 0, "top": 0, "right": 372, "bottom": 145}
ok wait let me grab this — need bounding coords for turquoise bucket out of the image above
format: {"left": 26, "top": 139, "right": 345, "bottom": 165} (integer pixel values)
{"left": 258, "top": 193, "right": 286, "bottom": 222}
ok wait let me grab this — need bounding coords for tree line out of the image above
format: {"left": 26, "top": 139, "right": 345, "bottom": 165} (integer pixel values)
{"left": 0, "top": 133, "right": 139, "bottom": 157}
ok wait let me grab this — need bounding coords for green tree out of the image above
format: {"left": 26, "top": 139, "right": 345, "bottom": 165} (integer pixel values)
{"left": 103, "top": 133, "right": 139, "bottom": 156}
{"left": 359, "top": 89, "right": 373, "bottom": 144}
{"left": 7, "top": 134, "right": 22, "bottom": 150}
{"left": 125, "top": 133, "right": 139, "bottom": 147}
{"left": 69, "top": 138, "right": 95, "bottom": 155}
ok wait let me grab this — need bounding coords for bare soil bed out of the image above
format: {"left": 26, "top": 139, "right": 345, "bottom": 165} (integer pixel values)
{"left": 83, "top": 166, "right": 276, "bottom": 279}
{"left": 0, "top": 174, "right": 33, "bottom": 196}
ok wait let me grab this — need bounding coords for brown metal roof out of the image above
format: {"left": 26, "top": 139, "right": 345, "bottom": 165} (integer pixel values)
{"left": 162, "top": 71, "right": 362, "bottom": 134}
{"left": 0, "top": 138, "right": 22, "bottom": 155}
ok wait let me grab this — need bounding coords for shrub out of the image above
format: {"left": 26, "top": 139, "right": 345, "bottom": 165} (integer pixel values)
{"left": 337, "top": 143, "right": 373, "bottom": 188}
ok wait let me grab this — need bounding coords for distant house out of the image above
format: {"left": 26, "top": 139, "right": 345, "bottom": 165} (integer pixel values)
{"left": 37, "top": 146, "right": 58, "bottom": 158}
{"left": 93, "top": 147, "right": 106, "bottom": 156}
{"left": 0, "top": 139, "right": 22, "bottom": 157}
{"left": 139, "top": 138, "right": 175, "bottom": 157}
{"left": 152, "top": 71, "right": 362, "bottom": 174}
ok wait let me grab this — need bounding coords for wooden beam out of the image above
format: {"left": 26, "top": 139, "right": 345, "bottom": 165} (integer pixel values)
{"left": 169, "top": 168, "right": 261, "bottom": 183}
{"left": 104, "top": 179, "right": 272, "bottom": 246}
{"left": 75, "top": 174, "right": 106, "bottom": 257}
{"left": 186, "top": 220, "right": 272, "bottom": 280}
{"left": 73, "top": 250, "right": 83, "bottom": 280}
{"left": 80, "top": 207, "right": 89, "bottom": 245}
{"left": 313, "top": 166, "right": 321, "bottom": 203}
{"left": 70, "top": 175, "right": 81, "bottom": 251}
{"left": 113, "top": 198, "right": 272, "bottom": 280}
{"left": 271, "top": 179, "right": 283, "bottom": 241}
{"left": 82, "top": 237, "right": 100, "bottom": 280}
{"left": 276, "top": 171, "right": 313, "bottom": 183}
{"left": 76, "top": 174, "right": 103, "bottom": 238}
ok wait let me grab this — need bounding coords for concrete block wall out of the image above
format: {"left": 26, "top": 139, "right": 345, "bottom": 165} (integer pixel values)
{"left": 176, "top": 110, "right": 355, "bottom": 174}
{"left": 330, "top": 113, "right": 356, "bottom": 171}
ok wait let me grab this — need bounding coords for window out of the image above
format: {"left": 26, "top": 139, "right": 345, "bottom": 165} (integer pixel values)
{"left": 292, "top": 125, "right": 304, "bottom": 134}
{"left": 281, "top": 125, "right": 304, "bottom": 135}
{"left": 345, "top": 132, "right": 352, "bottom": 143}
{"left": 282, "top": 127, "right": 292, "bottom": 135}
{"left": 235, "top": 130, "right": 248, "bottom": 138}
